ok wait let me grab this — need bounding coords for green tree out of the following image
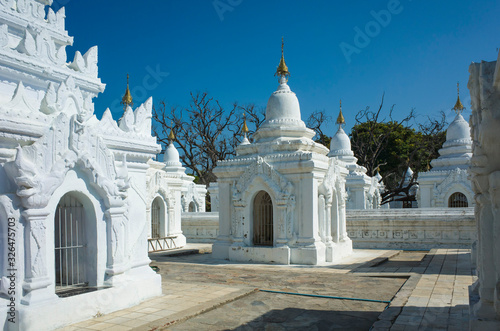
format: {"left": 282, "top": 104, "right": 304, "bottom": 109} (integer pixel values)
{"left": 350, "top": 96, "right": 447, "bottom": 204}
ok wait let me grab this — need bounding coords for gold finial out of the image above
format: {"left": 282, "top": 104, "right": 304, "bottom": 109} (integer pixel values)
{"left": 168, "top": 121, "right": 175, "bottom": 141}
{"left": 336, "top": 99, "right": 345, "bottom": 127}
{"left": 275, "top": 37, "right": 290, "bottom": 79}
{"left": 120, "top": 74, "right": 133, "bottom": 110}
{"left": 453, "top": 81, "right": 465, "bottom": 114}
{"left": 242, "top": 113, "right": 249, "bottom": 134}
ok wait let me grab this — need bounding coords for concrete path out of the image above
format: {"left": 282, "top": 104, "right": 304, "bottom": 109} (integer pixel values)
{"left": 58, "top": 245, "right": 474, "bottom": 331}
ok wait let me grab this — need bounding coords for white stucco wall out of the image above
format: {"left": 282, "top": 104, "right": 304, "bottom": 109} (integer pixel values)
{"left": 185, "top": 209, "right": 476, "bottom": 250}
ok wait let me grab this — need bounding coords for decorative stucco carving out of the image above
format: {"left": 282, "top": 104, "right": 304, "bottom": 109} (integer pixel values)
{"left": 4, "top": 112, "right": 130, "bottom": 209}
{"left": 232, "top": 156, "right": 294, "bottom": 207}
{"left": 467, "top": 52, "right": 500, "bottom": 328}
{"left": 431, "top": 168, "right": 472, "bottom": 206}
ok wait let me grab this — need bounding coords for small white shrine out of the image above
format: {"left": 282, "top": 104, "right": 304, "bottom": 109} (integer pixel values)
{"left": 0, "top": 2, "right": 161, "bottom": 330}
{"left": 417, "top": 84, "right": 474, "bottom": 208}
{"left": 181, "top": 182, "right": 207, "bottom": 213}
{"left": 328, "top": 105, "right": 384, "bottom": 210}
{"left": 146, "top": 132, "right": 188, "bottom": 252}
{"left": 212, "top": 41, "right": 352, "bottom": 265}
{"left": 390, "top": 167, "right": 419, "bottom": 208}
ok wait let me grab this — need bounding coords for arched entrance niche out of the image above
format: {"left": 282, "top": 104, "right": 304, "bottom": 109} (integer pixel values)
{"left": 448, "top": 192, "right": 468, "bottom": 207}
{"left": 253, "top": 190, "right": 273, "bottom": 246}
{"left": 188, "top": 201, "right": 196, "bottom": 212}
{"left": 54, "top": 192, "right": 96, "bottom": 294}
{"left": 151, "top": 196, "right": 166, "bottom": 238}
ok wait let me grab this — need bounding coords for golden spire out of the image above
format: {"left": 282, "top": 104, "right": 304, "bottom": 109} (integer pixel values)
{"left": 168, "top": 121, "right": 175, "bottom": 141}
{"left": 120, "top": 74, "right": 133, "bottom": 110}
{"left": 453, "top": 81, "right": 465, "bottom": 114}
{"left": 274, "top": 37, "right": 290, "bottom": 79}
{"left": 336, "top": 99, "right": 345, "bottom": 127}
{"left": 240, "top": 112, "right": 250, "bottom": 145}
{"left": 242, "top": 113, "right": 249, "bottom": 134}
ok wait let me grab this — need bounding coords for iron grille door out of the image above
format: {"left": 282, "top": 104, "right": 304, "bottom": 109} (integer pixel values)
{"left": 449, "top": 192, "right": 468, "bottom": 207}
{"left": 253, "top": 191, "right": 273, "bottom": 246}
{"left": 55, "top": 195, "right": 86, "bottom": 290}
{"left": 151, "top": 198, "right": 161, "bottom": 239}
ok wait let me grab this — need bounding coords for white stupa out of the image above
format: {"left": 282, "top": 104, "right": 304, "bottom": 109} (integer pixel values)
{"left": 163, "top": 130, "right": 184, "bottom": 170}
{"left": 328, "top": 102, "right": 383, "bottom": 209}
{"left": 212, "top": 39, "right": 352, "bottom": 265}
{"left": 417, "top": 83, "right": 474, "bottom": 208}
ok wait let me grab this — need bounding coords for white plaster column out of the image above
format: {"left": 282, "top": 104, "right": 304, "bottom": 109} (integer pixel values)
{"left": 208, "top": 182, "right": 219, "bottom": 212}
{"left": 104, "top": 206, "right": 129, "bottom": 284}
{"left": 296, "top": 176, "right": 319, "bottom": 245}
{"left": 339, "top": 191, "right": 348, "bottom": 240}
{"left": 331, "top": 195, "right": 340, "bottom": 243}
{"left": 170, "top": 189, "right": 183, "bottom": 236}
{"left": 232, "top": 205, "right": 245, "bottom": 245}
{"left": 212, "top": 181, "right": 232, "bottom": 259}
{"left": 318, "top": 195, "right": 326, "bottom": 242}
{"left": 21, "top": 209, "right": 58, "bottom": 305}
{"left": 324, "top": 199, "right": 335, "bottom": 262}
{"left": 166, "top": 202, "right": 175, "bottom": 237}
{"left": 468, "top": 53, "right": 500, "bottom": 329}
{"left": 276, "top": 203, "right": 288, "bottom": 246}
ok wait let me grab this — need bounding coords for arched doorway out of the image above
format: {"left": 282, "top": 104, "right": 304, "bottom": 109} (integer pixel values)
{"left": 448, "top": 192, "right": 468, "bottom": 207}
{"left": 253, "top": 191, "right": 273, "bottom": 246}
{"left": 188, "top": 201, "right": 196, "bottom": 212}
{"left": 151, "top": 197, "right": 162, "bottom": 239}
{"left": 54, "top": 194, "right": 87, "bottom": 291}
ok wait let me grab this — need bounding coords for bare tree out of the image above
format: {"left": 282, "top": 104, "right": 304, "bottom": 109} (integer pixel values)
{"left": 306, "top": 110, "right": 332, "bottom": 147}
{"left": 152, "top": 92, "right": 263, "bottom": 185}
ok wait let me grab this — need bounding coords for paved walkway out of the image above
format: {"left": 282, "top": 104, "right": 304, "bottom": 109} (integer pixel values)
{"left": 58, "top": 246, "right": 474, "bottom": 331}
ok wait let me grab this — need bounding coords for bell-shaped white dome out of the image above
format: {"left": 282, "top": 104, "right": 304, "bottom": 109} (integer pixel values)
{"left": 329, "top": 127, "right": 353, "bottom": 157}
{"left": 163, "top": 143, "right": 182, "bottom": 167}
{"left": 446, "top": 114, "right": 471, "bottom": 142}
{"left": 428, "top": 112, "right": 472, "bottom": 171}
{"left": 265, "top": 77, "right": 302, "bottom": 125}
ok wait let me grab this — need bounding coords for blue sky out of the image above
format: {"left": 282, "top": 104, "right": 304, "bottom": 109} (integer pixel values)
{"left": 59, "top": 0, "right": 499, "bottom": 135}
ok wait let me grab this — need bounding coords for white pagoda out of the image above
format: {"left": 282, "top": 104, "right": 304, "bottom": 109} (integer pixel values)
{"left": 417, "top": 84, "right": 474, "bottom": 208}
{"left": 212, "top": 40, "right": 352, "bottom": 265}
{"left": 328, "top": 104, "right": 384, "bottom": 210}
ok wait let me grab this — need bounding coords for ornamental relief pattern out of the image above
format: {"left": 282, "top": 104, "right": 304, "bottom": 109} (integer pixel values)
{"left": 230, "top": 157, "right": 296, "bottom": 242}
{"left": 4, "top": 112, "right": 129, "bottom": 209}
{"left": 232, "top": 156, "right": 294, "bottom": 207}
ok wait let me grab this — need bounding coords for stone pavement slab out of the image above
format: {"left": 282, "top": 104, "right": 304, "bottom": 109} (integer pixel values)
{"left": 58, "top": 246, "right": 474, "bottom": 331}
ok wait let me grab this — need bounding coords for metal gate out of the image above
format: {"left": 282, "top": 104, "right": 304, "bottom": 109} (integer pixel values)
{"left": 448, "top": 192, "right": 468, "bottom": 207}
{"left": 151, "top": 198, "right": 161, "bottom": 239}
{"left": 253, "top": 191, "right": 273, "bottom": 246}
{"left": 55, "top": 194, "right": 87, "bottom": 291}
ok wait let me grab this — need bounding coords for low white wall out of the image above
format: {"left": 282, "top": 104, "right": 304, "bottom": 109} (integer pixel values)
{"left": 181, "top": 212, "right": 219, "bottom": 243}
{"left": 347, "top": 207, "right": 475, "bottom": 249}
{"left": 182, "top": 208, "right": 476, "bottom": 249}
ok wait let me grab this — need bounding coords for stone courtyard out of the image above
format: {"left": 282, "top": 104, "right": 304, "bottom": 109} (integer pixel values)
{"left": 59, "top": 245, "right": 473, "bottom": 330}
